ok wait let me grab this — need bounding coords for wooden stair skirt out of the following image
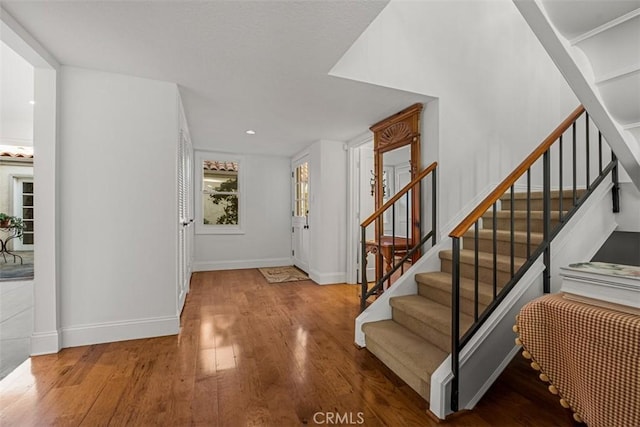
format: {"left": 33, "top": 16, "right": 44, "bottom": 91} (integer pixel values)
{"left": 361, "top": 190, "right": 578, "bottom": 402}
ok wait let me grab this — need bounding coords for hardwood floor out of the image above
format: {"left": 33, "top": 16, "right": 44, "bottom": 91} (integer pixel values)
{"left": 0, "top": 269, "right": 583, "bottom": 426}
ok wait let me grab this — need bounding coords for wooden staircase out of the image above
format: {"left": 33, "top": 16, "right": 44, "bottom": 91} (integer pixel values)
{"left": 361, "top": 190, "right": 578, "bottom": 402}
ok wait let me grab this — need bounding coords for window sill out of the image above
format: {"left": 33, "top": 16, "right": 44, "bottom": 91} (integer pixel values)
{"left": 196, "top": 226, "right": 245, "bottom": 235}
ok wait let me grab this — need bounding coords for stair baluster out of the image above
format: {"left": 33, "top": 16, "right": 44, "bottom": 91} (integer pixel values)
{"left": 449, "top": 105, "right": 620, "bottom": 412}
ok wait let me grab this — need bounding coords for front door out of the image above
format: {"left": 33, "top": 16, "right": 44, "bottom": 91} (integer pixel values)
{"left": 291, "top": 158, "right": 310, "bottom": 273}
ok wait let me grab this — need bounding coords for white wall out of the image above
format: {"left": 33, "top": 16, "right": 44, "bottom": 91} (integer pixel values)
{"left": 331, "top": 0, "right": 579, "bottom": 235}
{"left": 58, "top": 66, "right": 179, "bottom": 346}
{"left": 308, "top": 140, "right": 348, "bottom": 284}
{"left": 193, "top": 153, "right": 292, "bottom": 271}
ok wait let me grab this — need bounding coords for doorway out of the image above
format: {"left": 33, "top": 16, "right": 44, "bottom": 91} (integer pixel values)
{"left": 291, "top": 157, "right": 310, "bottom": 273}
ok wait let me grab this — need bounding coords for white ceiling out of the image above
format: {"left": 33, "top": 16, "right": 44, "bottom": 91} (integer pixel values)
{"left": 2, "top": 1, "right": 431, "bottom": 156}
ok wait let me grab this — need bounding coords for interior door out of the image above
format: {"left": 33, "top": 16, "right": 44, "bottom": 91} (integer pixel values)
{"left": 178, "top": 130, "right": 194, "bottom": 314}
{"left": 292, "top": 158, "right": 310, "bottom": 273}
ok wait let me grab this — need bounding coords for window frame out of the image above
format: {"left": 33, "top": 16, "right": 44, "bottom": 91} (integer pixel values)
{"left": 195, "top": 150, "right": 245, "bottom": 235}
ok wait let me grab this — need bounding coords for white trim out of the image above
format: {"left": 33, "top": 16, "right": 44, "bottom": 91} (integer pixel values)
{"left": 194, "top": 150, "right": 245, "bottom": 235}
{"left": 570, "top": 8, "right": 640, "bottom": 46}
{"left": 30, "top": 330, "right": 61, "bottom": 356}
{"left": 308, "top": 269, "right": 346, "bottom": 285}
{"left": 622, "top": 121, "right": 640, "bottom": 130}
{"left": 2, "top": 7, "right": 60, "bottom": 356}
{"left": 346, "top": 136, "right": 375, "bottom": 284}
{"left": 192, "top": 257, "right": 293, "bottom": 272}
{"left": 61, "top": 316, "right": 180, "bottom": 348}
{"left": 0, "top": 7, "right": 60, "bottom": 69}
{"left": 594, "top": 64, "right": 640, "bottom": 86}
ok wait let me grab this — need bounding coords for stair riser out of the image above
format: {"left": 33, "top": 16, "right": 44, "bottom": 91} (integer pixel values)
{"left": 441, "top": 258, "right": 515, "bottom": 288}
{"left": 501, "top": 197, "right": 577, "bottom": 211}
{"left": 463, "top": 237, "right": 538, "bottom": 259}
{"left": 417, "top": 282, "right": 488, "bottom": 317}
{"left": 392, "top": 308, "right": 450, "bottom": 353}
{"left": 364, "top": 337, "right": 430, "bottom": 401}
{"left": 482, "top": 217, "right": 560, "bottom": 233}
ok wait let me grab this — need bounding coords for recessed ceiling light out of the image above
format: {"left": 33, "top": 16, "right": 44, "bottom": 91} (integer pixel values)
{"left": 29, "top": 100, "right": 35, "bottom": 105}
{"left": 245, "top": 130, "right": 256, "bottom": 135}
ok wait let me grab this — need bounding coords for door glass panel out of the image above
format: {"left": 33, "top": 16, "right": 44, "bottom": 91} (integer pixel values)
{"left": 294, "top": 162, "right": 308, "bottom": 217}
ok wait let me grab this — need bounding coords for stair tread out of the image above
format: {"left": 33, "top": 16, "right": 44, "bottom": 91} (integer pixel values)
{"left": 501, "top": 189, "right": 587, "bottom": 200}
{"left": 483, "top": 210, "right": 564, "bottom": 219}
{"left": 440, "top": 249, "right": 526, "bottom": 271}
{"left": 415, "top": 271, "right": 498, "bottom": 304}
{"left": 390, "top": 295, "right": 474, "bottom": 334}
{"left": 362, "top": 319, "right": 447, "bottom": 383}
{"left": 463, "top": 229, "right": 543, "bottom": 244}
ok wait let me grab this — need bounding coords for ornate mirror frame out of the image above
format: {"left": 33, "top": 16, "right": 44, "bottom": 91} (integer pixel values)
{"left": 369, "top": 103, "right": 423, "bottom": 279}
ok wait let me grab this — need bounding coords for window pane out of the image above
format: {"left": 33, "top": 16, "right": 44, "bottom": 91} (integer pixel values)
{"left": 204, "top": 170, "right": 238, "bottom": 193}
{"left": 203, "top": 193, "right": 238, "bottom": 225}
{"left": 23, "top": 182, "right": 33, "bottom": 194}
{"left": 23, "top": 234, "right": 34, "bottom": 245}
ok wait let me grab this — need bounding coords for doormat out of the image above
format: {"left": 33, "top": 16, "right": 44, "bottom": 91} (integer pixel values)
{"left": 258, "top": 266, "right": 309, "bottom": 283}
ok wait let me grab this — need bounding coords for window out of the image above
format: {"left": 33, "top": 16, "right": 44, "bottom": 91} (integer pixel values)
{"left": 195, "top": 151, "right": 244, "bottom": 234}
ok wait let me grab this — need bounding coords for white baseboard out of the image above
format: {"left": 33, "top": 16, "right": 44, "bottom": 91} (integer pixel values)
{"left": 309, "top": 269, "right": 346, "bottom": 285}
{"left": 30, "top": 330, "right": 61, "bottom": 355}
{"left": 193, "top": 257, "right": 293, "bottom": 272}
{"left": 61, "top": 315, "right": 179, "bottom": 348}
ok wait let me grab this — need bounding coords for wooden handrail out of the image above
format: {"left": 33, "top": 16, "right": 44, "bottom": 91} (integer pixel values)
{"left": 361, "top": 161, "right": 438, "bottom": 228}
{"left": 449, "top": 105, "right": 585, "bottom": 238}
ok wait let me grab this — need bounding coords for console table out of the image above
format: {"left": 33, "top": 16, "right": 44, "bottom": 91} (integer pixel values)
{"left": 365, "top": 236, "right": 410, "bottom": 276}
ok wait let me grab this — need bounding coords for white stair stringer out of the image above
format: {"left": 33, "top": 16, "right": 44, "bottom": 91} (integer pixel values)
{"left": 429, "top": 181, "right": 617, "bottom": 419}
{"left": 514, "top": 0, "right": 640, "bottom": 189}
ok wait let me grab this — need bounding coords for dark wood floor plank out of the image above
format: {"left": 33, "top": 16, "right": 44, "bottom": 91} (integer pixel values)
{"left": 0, "top": 269, "right": 584, "bottom": 426}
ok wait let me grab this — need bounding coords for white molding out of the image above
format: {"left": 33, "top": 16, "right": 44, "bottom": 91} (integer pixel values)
{"left": 622, "top": 121, "right": 640, "bottom": 131}
{"left": 309, "top": 269, "right": 346, "bottom": 285}
{"left": 570, "top": 8, "right": 640, "bottom": 46}
{"left": 30, "top": 330, "right": 61, "bottom": 356}
{"left": 346, "top": 130, "right": 373, "bottom": 148}
{"left": 0, "top": 6, "right": 60, "bottom": 69}
{"left": 193, "top": 257, "right": 293, "bottom": 272}
{"left": 594, "top": 64, "right": 640, "bottom": 86}
{"left": 61, "top": 316, "right": 179, "bottom": 348}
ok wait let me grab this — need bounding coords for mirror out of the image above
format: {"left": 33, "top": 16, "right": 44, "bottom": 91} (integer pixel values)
{"left": 382, "top": 144, "right": 412, "bottom": 236}
{"left": 369, "top": 103, "right": 423, "bottom": 282}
